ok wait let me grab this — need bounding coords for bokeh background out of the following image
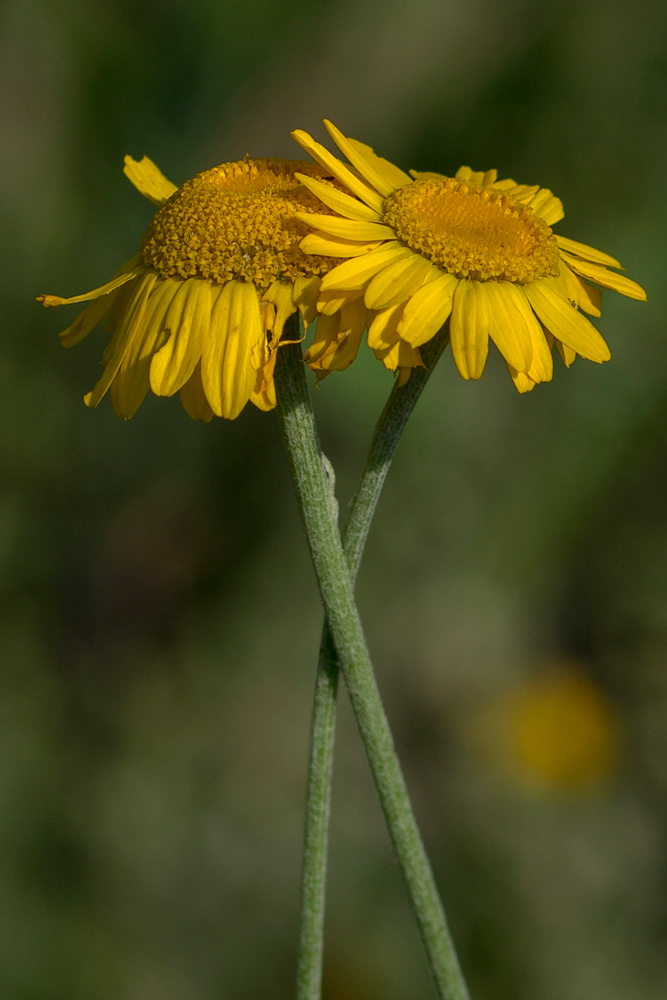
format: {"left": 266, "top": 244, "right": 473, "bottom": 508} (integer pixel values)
{"left": 1, "top": 0, "right": 667, "bottom": 997}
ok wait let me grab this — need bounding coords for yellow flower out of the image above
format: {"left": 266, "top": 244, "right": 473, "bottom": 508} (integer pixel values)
{"left": 291, "top": 121, "right": 646, "bottom": 391}
{"left": 505, "top": 668, "right": 618, "bottom": 791}
{"left": 38, "top": 156, "right": 353, "bottom": 419}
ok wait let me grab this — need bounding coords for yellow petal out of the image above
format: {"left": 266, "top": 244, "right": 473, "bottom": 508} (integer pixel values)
{"left": 84, "top": 272, "right": 158, "bottom": 408}
{"left": 507, "top": 366, "right": 538, "bottom": 393}
{"left": 201, "top": 281, "right": 262, "bottom": 419}
{"left": 293, "top": 211, "right": 394, "bottom": 242}
{"left": 294, "top": 171, "right": 382, "bottom": 222}
{"left": 559, "top": 262, "right": 602, "bottom": 318}
{"left": 150, "top": 278, "right": 211, "bottom": 396}
{"left": 250, "top": 343, "right": 279, "bottom": 412}
{"left": 373, "top": 338, "right": 423, "bottom": 372}
{"left": 293, "top": 276, "right": 322, "bottom": 327}
{"left": 397, "top": 273, "right": 458, "bottom": 348}
{"left": 506, "top": 184, "right": 540, "bottom": 204}
{"left": 364, "top": 254, "right": 438, "bottom": 311}
{"left": 528, "top": 188, "right": 564, "bottom": 225}
{"left": 123, "top": 155, "right": 178, "bottom": 206}
{"left": 290, "top": 130, "right": 384, "bottom": 212}
{"left": 555, "top": 236, "right": 621, "bottom": 269}
{"left": 105, "top": 279, "right": 137, "bottom": 333}
{"left": 320, "top": 299, "right": 365, "bottom": 371}
{"left": 524, "top": 322, "right": 553, "bottom": 385}
{"left": 59, "top": 293, "right": 116, "bottom": 349}
{"left": 456, "top": 166, "right": 488, "bottom": 187}
{"left": 114, "top": 278, "right": 180, "bottom": 417}
{"left": 345, "top": 136, "right": 412, "bottom": 191}
{"left": 300, "top": 231, "right": 383, "bottom": 258}
{"left": 37, "top": 255, "right": 143, "bottom": 308}
{"left": 524, "top": 278, "right": 610, "bottom": 363}
{"left": 449, "top": 280, "right": 489, "bottom": 380}
{"left": 262, "top": 281, "right": 296, "bottom": 345}
{"left": 480, "top": 281, "right": 533, "bottom": 372}
{"left": 323, "top": 120, "right": 402, "bottom": 198}
{"left": 575, "top": 276, "right": 602, "bottom": 318}
{"left": 320, "top": 243, "right": 411, "bottom": 293}
{"left": 317, "top": 287, "right": 364, "bottom": 316}
{"left": 492, "top": 177, "right": 518, "bottom": 190}
{"left": 368, "top": 303, "right": 404, "bottom": 350}
{"left": 180, "top": 362, "right": 215, "bottom": 422}
{"left": 409, "top": 170, "right": 447, "bottom": 182}
{"left": 556, "top": 339, "right": 577, "bottom": 367}
{"left": 305, "top": 311, "right": 340, "bottom": 368}
{"left": 559, "top": 251, "right": 646, "bottom": 301}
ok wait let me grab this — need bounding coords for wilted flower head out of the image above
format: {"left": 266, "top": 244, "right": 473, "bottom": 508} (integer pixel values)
{"left": 38, "top": 155, "right": 359, "bottom": 419}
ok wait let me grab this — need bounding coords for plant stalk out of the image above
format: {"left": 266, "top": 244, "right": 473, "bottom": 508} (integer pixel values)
{"left": 276, "top": 327, "right": 467, "bottom": 1000}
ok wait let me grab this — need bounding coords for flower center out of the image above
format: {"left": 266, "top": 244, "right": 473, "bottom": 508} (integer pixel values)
{"left": 141, "top": 158, "right": 340, "bottom": 288}
{"left": 382, "top": 177, "right": 560, "bottom": 282}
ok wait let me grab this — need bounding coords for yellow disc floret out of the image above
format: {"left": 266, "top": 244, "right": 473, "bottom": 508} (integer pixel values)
{"left": 382, "top": 176, "right": 561, "bottom": 283}
{"left": 141, "top": 158, "right": 340, "bottom": 289}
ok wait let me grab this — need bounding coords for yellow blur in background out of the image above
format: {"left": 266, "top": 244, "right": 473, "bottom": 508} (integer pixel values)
{"left": 505, "top": 665, "right": 618, "bottom": 792}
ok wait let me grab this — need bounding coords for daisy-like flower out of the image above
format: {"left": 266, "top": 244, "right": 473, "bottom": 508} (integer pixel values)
{"left": 37, "top": 156, "right": 362, "bottom": 419}
{"left": 291, "top": 121, "right": 646, "bottom": 391}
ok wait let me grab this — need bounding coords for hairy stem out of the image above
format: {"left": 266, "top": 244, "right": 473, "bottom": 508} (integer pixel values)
{"left": 295, "top": 329, "right": 450, "bottom": 1000}
{"left": 276, "top": 328, "right": 467, "bottom": 1000}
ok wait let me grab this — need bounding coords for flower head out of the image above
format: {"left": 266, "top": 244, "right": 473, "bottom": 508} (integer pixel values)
{"left": 38, "top": 156, "right": 354, "bottom": 419}
{"left": 291, "top": 121, "right": 646, "bottom": 391}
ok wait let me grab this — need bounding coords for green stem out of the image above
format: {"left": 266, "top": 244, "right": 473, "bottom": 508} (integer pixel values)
{"left": 276, "top": 329, "right": 467, "bottom": 1000}
{"left": 295, "top": 329, "right": 450, "bottom": 1000}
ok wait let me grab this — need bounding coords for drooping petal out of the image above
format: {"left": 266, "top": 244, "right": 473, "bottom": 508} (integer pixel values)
{"left": 150, "top": 278, "right": 211, "bottom": 396}
{"left": 305, "top": 311, "right": 340, "bottom": 368}
{"left": 123, "top": 155, "right": 178, "bottom": 206}
{"left": 450, "top": 280, "right": 489, "bottom": 380}
{"left": 59, "top": 292, "right": 117, "bottom": 348}
{"left": 84, "top": 271, "right": 158, "bottom": 408}
{"left": 480, "top": 281, "right": 534, "bottom": 372}
{"left": 180, "top": 362, "right": 214, "bottom": 422}
{"left": 573, "top": 275, "right": 602, "bottom": 317}
{"left": 507, "top": 366, "right": 538, "bottom": 393}
{"left": 556, "top": 340, "right": 577, "bottom": 367}
{"left": 38, "top": 255, "right": 144, "bottom": 308}
{"left": 397, "top": 273, "right": 458, "bottom": 348}
{"left": 373, "top": 338, "right": 423, "bottom": 373}
{"left": 323, "top": 299, "right": 366, "bottom": 371}
{"left": 105, "top": 279, "right": 138, "bottom": 333}
{"left": 524, "top": 278, "right": 610, "bottom": 363}
{"left": 368, "top": 303, "right": 404, "bottom": 350}
{"left": 292, "top": 276, "right": 322, "bottom": 327}
{"left": 559, "top": 262, "right": 602, "bottom": 317}
{"left": 201, "top": 281, "right": 262, "bottom": 419}
{"left": 114, "top": 278, "right": 181, "bottom": 417}
{"left": 262, "top": 281, "right": 296, "bottom": 345}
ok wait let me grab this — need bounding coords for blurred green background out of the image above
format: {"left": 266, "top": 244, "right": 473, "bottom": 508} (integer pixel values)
{"left": 1, "top": 0, "right": 667, "bottom": 997}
